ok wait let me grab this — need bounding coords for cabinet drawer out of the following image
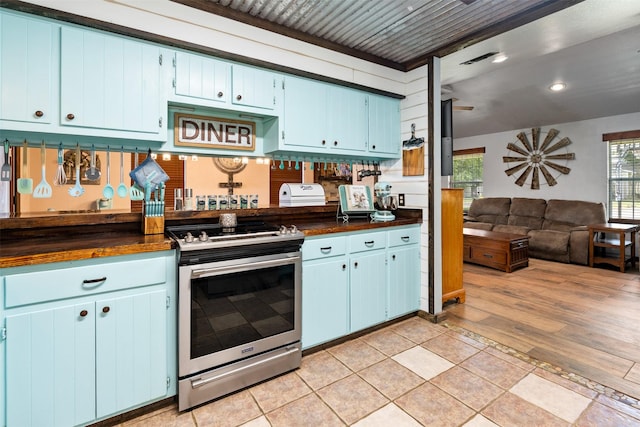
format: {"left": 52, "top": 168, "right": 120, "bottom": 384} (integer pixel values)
{"left": 349, "top": 232, "right": 387, "bottom": 253}
{"left": 468, "top": 247, "right": 507, "bottom": 265}
{"left": 5, "top": 256, "right": 167, "bottom": 308}
{"left": 302, "top": 236, "right": 347, "bottom": 261}
{"left": 388, "top": 226, "right": 420, "bottom": 247}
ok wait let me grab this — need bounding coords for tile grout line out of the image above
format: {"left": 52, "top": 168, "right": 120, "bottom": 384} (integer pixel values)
{"left": 441, "top": 321, "right": 640, "bottom": 411}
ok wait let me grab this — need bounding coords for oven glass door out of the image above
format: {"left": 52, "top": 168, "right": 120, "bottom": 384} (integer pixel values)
{"left": 179, "top": 252, "right": 301, "bottom": 377}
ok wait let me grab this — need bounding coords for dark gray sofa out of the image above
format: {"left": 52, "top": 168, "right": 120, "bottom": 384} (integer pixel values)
{"left": 464, "top": 197, "right": 606, "bottom": 265}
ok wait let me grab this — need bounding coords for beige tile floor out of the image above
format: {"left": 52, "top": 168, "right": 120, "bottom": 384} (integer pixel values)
{"left": 120, "top": 317, "right": 640, "bottom": 426}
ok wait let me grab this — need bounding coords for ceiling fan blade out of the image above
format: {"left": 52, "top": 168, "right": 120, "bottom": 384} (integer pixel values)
{"left": 515, "top": 165, "right": 533, "bottom": 187}
{"left": 503, "top": 156, "right": 528, "bottom": 163}
{"left": 538, "top": 164, "right": 558, "bottom": 186}
{"left": 539, "top": 128, "right": 559, "bottom": 152}
{"left": 506, "top": 142, "right": 530, "bottom": 157}
{"left": 532, "top": 128, "right": 540, "bottom": 151}
{"left": 516, "top": 132, "right": 533, "bottom": 152}
{"left": 504, "top": 162, "right": 528, "bottom": 176}
{"left": 545, "top": 153, "right": 575, "bottom": 161}
{"left": 543, "top": 137, "right": 572, "bottom": 154}
{"left": 453, "top": 105, "right": 474, "bottom": 111}
{"left": 543, "top": 160, "right": 571, "bottom": 174}
{"left": 531, "top": 166, "right": 540, "bottom": 190}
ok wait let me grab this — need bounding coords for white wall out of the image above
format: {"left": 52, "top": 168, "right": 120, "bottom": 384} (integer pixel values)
{"left": 381, "top": 61, "right": 441, "bottom": 315}
{"left": 454, "top": 112, "right": 640, "bottom": 210}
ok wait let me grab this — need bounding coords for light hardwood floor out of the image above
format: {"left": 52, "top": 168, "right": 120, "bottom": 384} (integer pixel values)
{"left": 443, "top": 258, "right": 640, "bottom": 401}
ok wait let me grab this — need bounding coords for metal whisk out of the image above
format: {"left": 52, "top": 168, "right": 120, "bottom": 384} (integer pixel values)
{"left": 54, "top": 143, "right": 67, "bottom": 186}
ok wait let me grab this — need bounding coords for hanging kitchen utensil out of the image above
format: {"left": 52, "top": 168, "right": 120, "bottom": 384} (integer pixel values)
{"left": 129, "top": 148, "right": 145, "bottom": 201}
{"left": 17, "top": 140, "right": 33, "bottom": 194}
{"left": 129, "top": 148, "right": 169, "bottom": 189}
{"left": 85, "top": 144, "right": 101, "bottom": 181}
{"left": 33, "top": 141, "right": 52, "bottom": 198}
{"left": 279, "top": 159, "right": 284, "bottom": 170}
{"left": 54, "top": 143, "right": 67, "bottom": 186}
{"left": 1, "top": 139, "right": 10, "bottom": 181}
{"left": 402, "top": 123, "right": 425, "bottom": 176}
{"left": 117, "top": 146, "right": 128, "bottom": 198}
{"left": 295, "top": 160, "right": 300, "bottom": 171}
{"left": 68, "top": 144, "right": 84, "bottom": 197}
{"left": 102, "top": 146, "right": 114, "bottom": 199}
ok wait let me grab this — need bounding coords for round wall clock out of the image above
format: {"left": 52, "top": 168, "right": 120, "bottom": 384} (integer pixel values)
{"left": 213, "top": 157, "right": 247, "bottom": 175}
{"left": 503, "top": 127, "right": 575, "bottom": 189}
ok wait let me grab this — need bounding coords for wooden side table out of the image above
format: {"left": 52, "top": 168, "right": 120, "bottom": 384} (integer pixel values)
{"left": 588, "top": 223, "right": 639, "bottom": 272}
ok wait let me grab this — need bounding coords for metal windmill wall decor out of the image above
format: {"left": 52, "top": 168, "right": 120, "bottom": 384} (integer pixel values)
{"left": 503, "top": 128, "right": 575, "bottom": 189}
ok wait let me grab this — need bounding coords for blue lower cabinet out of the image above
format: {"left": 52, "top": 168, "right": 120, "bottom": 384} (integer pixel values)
{"left": 6, "top": 302, "right": 96, "bottom": 427}
{"left": 388, "top": 246, "right": 421, "bottom": 318}
{"left": 350, "top": 250, "right": 387, "bottom": 332}
{"left": 301, "top": 226, "right": 421, "bottom": 349}
{"left": 301, "top": 258, "right": 349, "bottom": 348}
{"left": 1, "top": 251, "right": 176, "bottom": 427}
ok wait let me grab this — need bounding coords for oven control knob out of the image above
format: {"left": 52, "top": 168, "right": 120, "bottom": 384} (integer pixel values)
{"left": 185, "top": 232, "right": 194, "bottom": 243}
{"left": 279, "top": 225, "right": 288, "bottom": 235}
{"left": 199, "top": 231, "right": 208, "bottom": 242}
{"left": 289, "top": 225, "right": 298, "bottom": 234}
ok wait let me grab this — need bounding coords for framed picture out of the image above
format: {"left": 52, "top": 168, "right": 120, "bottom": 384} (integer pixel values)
{"left": 338, "top": 185, "right": 374, "bottom": 213}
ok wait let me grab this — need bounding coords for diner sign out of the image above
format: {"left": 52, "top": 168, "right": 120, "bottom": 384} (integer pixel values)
{"left": 174, "top": 113, "right": 256, "bottom": 151}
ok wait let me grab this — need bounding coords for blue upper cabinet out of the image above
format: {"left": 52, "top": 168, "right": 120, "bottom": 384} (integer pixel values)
{"left": 172, "top": 52, "right": 280, "bottom": 114}
{"left": 270, "top": 75, "right": 400, "bottom": 160}
{"left": 231, "top": 64, "right": 277, "bottom": 110}
{"left": 0, "top": 13, "right": 56, "bottom": 125}
{"left": 280, "top": 76, "right": 327, "bottom": 151}
{"left": 60, "top": 27, "right": 163, "bottom": 136}
{"left": 327, "top": 85, "right": 368, "bottom": 154}
{"left": 368, "top": 94, "right": 401, "bottom": 156}
{"left": 173, "top": 51, "right": 231, "bottom": 104}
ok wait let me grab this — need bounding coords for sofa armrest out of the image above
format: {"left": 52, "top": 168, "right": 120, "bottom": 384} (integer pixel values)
{"left": 569, "top": 228, "right": 590, "bottom": 265}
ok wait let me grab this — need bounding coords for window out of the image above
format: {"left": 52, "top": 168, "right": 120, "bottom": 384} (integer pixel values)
{"left": 452, "top": 147, "right": 484, "bottom": 210}
{"left": 606, "top": 130, "right": 640, "bottom": 220}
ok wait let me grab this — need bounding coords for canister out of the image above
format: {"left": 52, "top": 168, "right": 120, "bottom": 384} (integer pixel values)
{"left": 208, "top": 195, "right": 218, "bottom": 210}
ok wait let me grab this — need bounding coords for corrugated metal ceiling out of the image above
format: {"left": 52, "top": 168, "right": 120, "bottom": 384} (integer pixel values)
{"left": 174, "top": 0, "right": 577, "bottom": 70}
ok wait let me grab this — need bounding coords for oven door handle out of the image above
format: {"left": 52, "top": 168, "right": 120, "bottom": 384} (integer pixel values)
{"left": 190, "top": 257, "right": 299, "bottom": 279}
{"left": 190, "top": 345, "right": 300, "bottom": 389}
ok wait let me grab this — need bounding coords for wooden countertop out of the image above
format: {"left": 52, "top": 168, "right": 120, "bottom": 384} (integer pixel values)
{"left": 0, "top": 205, "right": 422, "bottom": 269}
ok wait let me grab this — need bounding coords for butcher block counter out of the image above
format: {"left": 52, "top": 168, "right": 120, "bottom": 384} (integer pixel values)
{"left": 0, "top": 205, "right": 422, "bottom": 268}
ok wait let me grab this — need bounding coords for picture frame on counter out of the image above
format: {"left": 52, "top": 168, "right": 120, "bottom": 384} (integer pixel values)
{"left": 338, "top": 184, "right": 375, "bottom": 214}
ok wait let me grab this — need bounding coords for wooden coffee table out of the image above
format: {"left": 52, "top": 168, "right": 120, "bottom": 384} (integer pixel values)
{"left": 463, "top": 228, "right": 530, "bottom": 273}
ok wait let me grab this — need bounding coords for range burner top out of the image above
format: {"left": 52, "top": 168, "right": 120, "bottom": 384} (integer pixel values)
{"left": 166, "top": 221, "right": 304, "bottom": 251}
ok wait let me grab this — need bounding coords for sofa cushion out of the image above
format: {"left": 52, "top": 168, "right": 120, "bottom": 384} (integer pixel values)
{"left": 467, "top": 197, "right": 511, "bottom": 225}
{"left": 463, "top": 222, "right": 494, "bottom": 231}
{"left": 528, "top": 229, "right": 570, "bottom": 255}
{"left": 492, "top": 224, "right": 530, "bottom": 235}
{"left": 544, "top": 199, "right": 606, "bottom": 228}
{"left": 507, "top": 198, "right": 546, "bottom": 229}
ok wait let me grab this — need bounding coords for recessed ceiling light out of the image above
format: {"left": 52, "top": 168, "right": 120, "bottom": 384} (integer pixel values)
{"left": 549, "top": 82, "right": 566, "bottom": 92}
{"left": 492, "top": 54, "right": 508, "bottom": 63}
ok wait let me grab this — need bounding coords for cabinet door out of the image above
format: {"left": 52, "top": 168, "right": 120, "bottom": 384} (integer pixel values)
{"left": 6, "top": 302, "right": 96, "bottom": 427}
{"left": 0, "top": 13, "right": 54, "bottom": 124}
{"left": 60, "top": 27, "right": 161, "bottom": 134}
{"left": 302, "top": 258, "right": 349, "bottom": 349}
{"left": 388, "top": 246, "right": 420, "bottom": 318}
{"left": 231, "top": 64, "right": 276, "bottom": 110}
{"left": 350, "top": 251, "right": 387, "bottom": 332}
{"left": 95, "top": 289, "right": 167, "bottom": 418}
{"left": 327, "top": 86, "right": 368, "bottom": 153}
{"left": 368, "top": 95, "right": 400, "bottom": 156}
{"left": 174, "top": 51, "right": 230, "bottom": 103}
{"left": 282, "top": 76, "right": 327, "bottom": 150}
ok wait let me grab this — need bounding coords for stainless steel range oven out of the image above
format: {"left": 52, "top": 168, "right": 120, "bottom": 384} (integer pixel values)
{"left": 166, "top": 222, "right": 304, "bottom": 411}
